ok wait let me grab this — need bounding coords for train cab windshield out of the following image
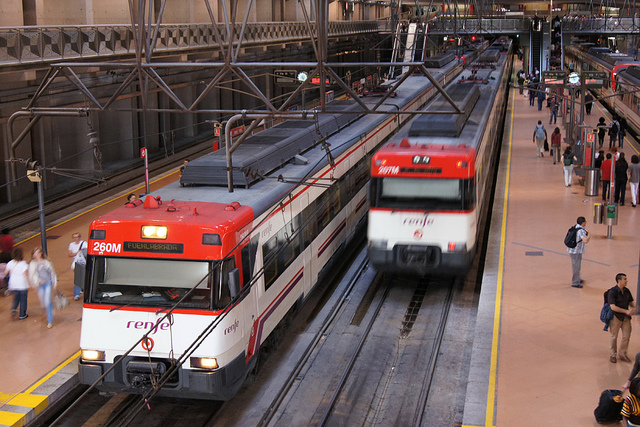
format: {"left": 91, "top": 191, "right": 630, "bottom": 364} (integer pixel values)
{"left": 87, "top": 256, "right": 235, "bottom": 310}
{"left": 370, "top": 176, "right": 475, "bottom": 211}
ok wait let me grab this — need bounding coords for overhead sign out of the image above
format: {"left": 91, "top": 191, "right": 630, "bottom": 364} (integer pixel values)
{"left": 542, "top": 70, "right": 567, "bottom": 86}
{"left": 275, "top": 70, "right": 296, "bottom": 84}
{"left": 230, "top": 125, "right": 245, "bottom": 137}
{"left": 583, "top": 71, "right": 607, "bottom": 88}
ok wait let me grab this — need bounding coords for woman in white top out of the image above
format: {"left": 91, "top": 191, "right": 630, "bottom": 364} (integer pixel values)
{"left": 29, "top": 247, "right": 57, "bottom": 328}
{"left": 3, "top": 248, "right": 29, "bottom": 319}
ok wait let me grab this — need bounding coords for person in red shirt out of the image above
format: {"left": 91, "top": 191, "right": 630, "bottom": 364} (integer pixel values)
{"left": 601, "top": 153, "right": 614, "bottom": 202}
{"left": 0, "top": 227, "right": 14, "bottom": 264}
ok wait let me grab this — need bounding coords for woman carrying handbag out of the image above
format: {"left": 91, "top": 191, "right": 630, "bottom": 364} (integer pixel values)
{"left": 29, "top": 247, "right": 57, "bottom": 329}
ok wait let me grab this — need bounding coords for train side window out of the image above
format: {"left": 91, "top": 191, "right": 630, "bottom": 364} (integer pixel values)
{"left": 330, "top": 188, "right": 341, "bottom": 218}
{"left": 462, "top": 178, "right": 476, "bottom": 210}
{"left": 301, "top": 202, "right": 316, "bottom": 250}
{"left": 214, "top": 257, "right": 235, "bottom": 309}
{"left": 316, "top": 192, "right": 330, "bottom": 233}
{"left": 279, "top": 224, "right": 301, "bottom": 272}
{"left": 263, "top": 236, "right": 279, "bottom": 290}
{"left": 241, "top": 234, "right": 259, "bottom": 287}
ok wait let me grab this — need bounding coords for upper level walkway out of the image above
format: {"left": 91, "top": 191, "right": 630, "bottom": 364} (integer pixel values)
{"left": 0, "top": 21, "right": 378, "bottom": 69}
{"left": 2, "top": 17, "right": 639, "bottom": 70}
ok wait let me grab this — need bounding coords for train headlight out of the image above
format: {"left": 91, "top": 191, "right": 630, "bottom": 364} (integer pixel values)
{"left": 141, "top": 225, "right": 168, "bottom": 239}
{"left": 191, "top": 357, "right": 219, "bottom": 370}
{"left": 81, "top": 350, "right": 106, "bottom": 362}
{"left": 447, "top": 242, "right": 467, "bottom": 253}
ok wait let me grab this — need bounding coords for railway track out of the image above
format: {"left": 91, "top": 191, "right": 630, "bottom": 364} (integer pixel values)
{"left": 209, "top": 245, "right": 471, "bottom": 427}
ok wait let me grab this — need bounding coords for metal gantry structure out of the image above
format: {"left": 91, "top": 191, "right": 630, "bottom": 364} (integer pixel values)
{"left": 9, "top": 0, "right": 461, "bottom": 192}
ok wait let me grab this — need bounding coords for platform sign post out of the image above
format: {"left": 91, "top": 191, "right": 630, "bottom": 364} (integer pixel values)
{"left": 582, "top": 71, "right": 607, "bottom": 89}
{"left": 140, "top": 147, "right": 149, "bottom": 195}
{"left": 541, "top": 70, "right": 567, "bottom": 87}
{"left": 26, "top": 161, "right": 47, "bottom": 254}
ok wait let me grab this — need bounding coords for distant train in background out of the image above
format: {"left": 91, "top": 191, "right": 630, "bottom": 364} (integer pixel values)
{"left": 564, "top": 42, "right": 640, "bottom": 135}
{"left": 367, "top": 38, "right": 512, "bottom": 276}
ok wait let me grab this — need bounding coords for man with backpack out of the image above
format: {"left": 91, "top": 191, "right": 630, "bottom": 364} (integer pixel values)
{"left": 532, "top": 120, "right": 547, "bottom": 158}
{"left": 566, "top": 216, "right": 590, "bottom": 288}
{"left": 608, "top": 273, "right": 635, "bottom": 363}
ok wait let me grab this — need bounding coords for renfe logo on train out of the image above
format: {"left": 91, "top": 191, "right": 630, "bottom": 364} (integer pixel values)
{"left": 403, "top": 216, "right": 433, "bottom": 227}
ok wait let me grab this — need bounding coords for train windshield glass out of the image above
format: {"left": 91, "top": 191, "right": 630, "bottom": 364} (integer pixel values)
{"left": 371, "top": 177, "right": 474, "bottom": 210}
{"left": 88, "top": 257, "right": 222, "bottom": 309}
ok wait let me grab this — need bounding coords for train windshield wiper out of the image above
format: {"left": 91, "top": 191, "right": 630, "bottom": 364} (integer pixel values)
{"left": 109, "top": 301, "right": 136, "bottom": 312}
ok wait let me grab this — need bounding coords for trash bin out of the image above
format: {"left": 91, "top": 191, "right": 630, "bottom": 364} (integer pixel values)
{"left": 593, "top": 203, "right": 603, "bottom": 224}
{"left": 584, "top": 167, "right": 599, "bottom": 196}
{"left": 605, "top": 204, "right": 618, "bottom": 226}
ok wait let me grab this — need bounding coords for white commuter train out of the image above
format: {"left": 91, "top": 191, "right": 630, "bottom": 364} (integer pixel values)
{"left": 77, "top": 46, "right": 483, "bottom": 399}
{"left": 367, "top": 38, "right": 513, "bottom": 276}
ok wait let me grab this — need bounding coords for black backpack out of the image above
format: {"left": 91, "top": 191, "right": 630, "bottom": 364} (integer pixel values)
{"left": 564, "top": 225, "right": 579, "bottom": 248}
{"left": 594, "top": 389, "right": 624, "bottom": 423}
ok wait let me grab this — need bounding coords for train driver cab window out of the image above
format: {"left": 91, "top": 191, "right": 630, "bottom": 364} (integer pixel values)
{"left": 372, "top": 177, "right": 475, "bottom": 211}
{"left": 214, "top": 257, "right": 236, "bottom": 309}
{"left": 89, "top": 257, "right": 213, "bottom": 309}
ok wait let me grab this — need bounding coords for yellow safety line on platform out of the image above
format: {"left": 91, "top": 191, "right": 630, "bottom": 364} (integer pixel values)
{"left": 0, "top": 351, "right": 81, "bottom": 426}
{"left": 485, "top": 83, "right": 516, "bottom": 427}
{"left": 17, "top": 170, "right": 180, "bottom": 246}
{"left": 24, "top": 350, "right": 81, "bottom": 395}
{"left": 0, "top": 410, "right": 25, "bottom": 426}
{"left": 0, "top": 391, "right": 16, "bottom": 406}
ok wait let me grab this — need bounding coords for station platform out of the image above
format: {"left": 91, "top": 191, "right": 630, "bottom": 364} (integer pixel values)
{"left": 463, "top": 81, "right": 640, "bottom": 426}
{"left": 1, "top": 72, "right": 639, "bottom": 427}
{"left": 0, "top": 172, "right": 180, "bottom": 427}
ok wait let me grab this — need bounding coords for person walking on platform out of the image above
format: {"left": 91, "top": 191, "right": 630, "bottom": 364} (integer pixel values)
{"left": 629, "top": 155, "right": 640, "bottom": 208}
{"left": 615, "top": 152, "right": 629, "bottom": 206}
{"left": 29, "top": 247, "right": 57, "bottom": 329}
{"left": 517, "top": 70, "right": 525, "bottom": 95}
{"left": 601, "top": 153, "right": 613, "bottom": 201}
{"left": 585, "top": 92, "right": 594, "bottom": 115}
{"left": 567, "top": 216, "right": 590, "bottom": 288}
{"left": 0, "top": 227, "right": 14, "bottom": 264}
{"left": 549, "top": 96, "right": 559, "bottom": 124}
{"left": 528, "top": 82, "right": 536, "bottom": 106}
{"left": 597, "top": 117, "right": 607, "bottom": 148}
{"left": 537, "top": 89, "right": 546, "bottom": 111}
{"left": 609, "top": 117, "right": 620, "bottom": 149}
{"left": 618, "top": 117, "right": 627, "bottom": 148}
{"left": 551, "top": 127, "right": 562, "bottom": 164}
{"left": 532, "top": 120, "right": 547, "bottom": 157}
{"left": 608, "top": 273, "right": 635, "bottom": 363}
{"left": 68, "top": 232, "right": 87, "bottom": 301}
{"left": 561, "top": 147, "right": 578, "bottom": 186}
{"left": 4, "top": 248, "right": 29, "bottom": 320}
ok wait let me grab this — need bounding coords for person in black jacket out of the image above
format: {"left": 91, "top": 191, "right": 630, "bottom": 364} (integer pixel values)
{"left": 615, "top": 152, "right": 629, "bottom": 205}
{"left": 608, "top": 273, "right": 635, "bottom": 363}
{"left": 584, "top": 92, "right": 594, "bottom": 114}
{"left": 597, "top": 117, "right": 607, "bottom": 148}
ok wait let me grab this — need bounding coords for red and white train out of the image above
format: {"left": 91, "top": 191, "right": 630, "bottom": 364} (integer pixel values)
{"left": 367, "top": 39, "right": 512, "bottom": 275}
{"left": 77, "top": 46, "right": 483, "bottom": 399}
{"left": 564, "top": 43, "right": 640, "bottom": 135}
